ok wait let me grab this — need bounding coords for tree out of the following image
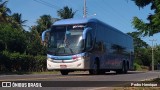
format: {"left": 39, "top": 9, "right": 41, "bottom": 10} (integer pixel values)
{"left": 127, "top": 32, "right": 148, "bottom": 49}
{"left": 154, "top": 45, "right": 160, "bottom": 64}
{"left": 0, "top": 23, "right": 27, "bottom": 53}
{"left": 36, "top": 15, "right": 57, "bottom": 35}
{"left": 127, "top": 32, "right": 150, "bottom": 66}
{"left": 131, "top": 0, "right": 160, "bottom": 36}
{"left": 11, "top": 13, "right": 27, "bottom": 29}
{"left": 132, "top": 0, "right": 152, "bottom": 8}
{"left": 26, "top": 28, "right": 46, "bottom": 55}
{"left": 26, "top": 15, "right": 59, "bottom": 55}
{"left": 0, "top": 1, "right": 11, "bottom": 22}
{"left": 57, "top": 6, "right": 76, "bottom": 19}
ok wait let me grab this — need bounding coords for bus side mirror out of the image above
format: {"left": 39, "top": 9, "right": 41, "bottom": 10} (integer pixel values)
{"left": 42, "top": 29, "right": 51, "bottom": 42}
{"left": 42, "top": 29, "right": 51, "bottom": 46}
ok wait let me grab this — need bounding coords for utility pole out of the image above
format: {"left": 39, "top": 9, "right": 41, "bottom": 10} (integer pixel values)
{"left": 149, "top": 39, "right": 157, "bottom": 71}
{"left": 83, "top": 0, "right": 87, "bottom": 18}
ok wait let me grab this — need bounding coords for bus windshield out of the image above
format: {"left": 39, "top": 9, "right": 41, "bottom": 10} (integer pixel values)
{"left": 48, "top": 25, "right": 85, "bottom": 56}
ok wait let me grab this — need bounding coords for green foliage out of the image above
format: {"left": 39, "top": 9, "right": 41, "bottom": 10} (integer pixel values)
{"left": 138, "top": 48, "right": 151, "bottom": 66}
{"left": 127, "top": 32, "right": 151, "bottom": 67}
{"left": 130, "top": 0, "right": 160, "bottom": 69}
{"left": 57, "top": 6, "right": 76, "bottom": 19}
{"left": 0, "top": 23, "right": 27, "bottom": 53}
{"left": 34, "top": 55, "right": 47, "bottom": 72}
{"left": 10, "top": 13, "right": 27, "bottom": 29}
{"left": 132, "top": 0, "right": 160, "bottom": 36}
{"left": 0, "top": 1, "right": 11, "bottom": 22}
{"left": 127, "top": 32, "right": 149, "bottom": 48}
{"left": 26, "top": 29, "right": 47, "bottom": 56}
{"left": 132, "top": 0, "right": 152, "bottom": 8}
{"left": 134, "top": 63, "right": 142, "bottom": 71}
{"left": 0, "top": 40, "right": 5, "bottom": 51}
{"left": 154, "top": 45, "right": 160, "bottom": 64}
{"left": 132, "top": 17, "right": 151, "bottom": 36}
{"left": 134, "top": 48, "right": 151, "bottom": 66}
{"left": 36, "top": 15, "right": 53, "bottom": 35}
{"left": 0, "top": 51, "right": 47, "bottom": 72}
{"left": 133, "top": 45, "right": 160, "bottom": 68}
{"left": 0, "top": 1, "right": 50, "bottom": 73}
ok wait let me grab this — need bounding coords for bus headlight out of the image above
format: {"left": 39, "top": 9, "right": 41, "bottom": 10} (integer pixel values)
{"left": 72, "top": 55, "right": 84, "bottom": 61}
{"left": 47, "top": 58, "right": 53, "bottom": 61}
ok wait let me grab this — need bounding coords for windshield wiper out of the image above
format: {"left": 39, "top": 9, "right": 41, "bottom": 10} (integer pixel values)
{"left": 68, "top": 47, "right": 74, "bottom": 54}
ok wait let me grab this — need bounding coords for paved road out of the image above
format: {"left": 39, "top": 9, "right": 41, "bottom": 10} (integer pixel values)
{"left": 0, "top": 71, "right": 160, "bottom": 90}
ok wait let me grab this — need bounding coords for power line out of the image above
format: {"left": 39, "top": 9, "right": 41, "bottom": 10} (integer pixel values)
{"left": 96, "top": 0, "right": 132, "bottom": 32}
{"left": 33, "top": 0, "right": 59, "bottom": 10}
{"left": 102, "top": 0, "right": 129, "bottom": 24}
{"left": 92, "top": 1, "right": 124, "bottom": 26}
{"left": 33, "top": 0, "right": 81, "bottom": 18}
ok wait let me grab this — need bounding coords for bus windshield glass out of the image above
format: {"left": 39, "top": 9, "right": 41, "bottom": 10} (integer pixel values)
{"left": 48, "top": 24, "right": 85, "bottom": 56}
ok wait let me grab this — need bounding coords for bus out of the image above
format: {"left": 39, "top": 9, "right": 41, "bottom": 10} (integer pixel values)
{"left": 42, "top": 18, "right": 134, "bottom": 75}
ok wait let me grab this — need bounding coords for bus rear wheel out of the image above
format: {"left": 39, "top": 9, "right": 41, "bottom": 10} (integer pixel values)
{"left": 116, "top": 62, "right": 127, "bottom": 74}
{"left": 60, "top": 70, "right": 69, "bottom": 75}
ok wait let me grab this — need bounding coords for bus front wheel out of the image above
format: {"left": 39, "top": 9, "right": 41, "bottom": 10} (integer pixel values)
{"left": 60, "top": 70, "right": 69, "bottom": 75}
{"left": 89, "top": 61, "right": 99, "bottom": 75}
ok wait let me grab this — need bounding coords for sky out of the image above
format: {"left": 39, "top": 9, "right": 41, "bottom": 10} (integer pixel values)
{"left": 6, "top": 0, "right": 160, "bottom": 46}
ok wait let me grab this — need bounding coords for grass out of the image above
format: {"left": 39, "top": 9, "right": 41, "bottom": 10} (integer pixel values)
{"left": 152, "top": 78, "right": 160, "bottom": 82}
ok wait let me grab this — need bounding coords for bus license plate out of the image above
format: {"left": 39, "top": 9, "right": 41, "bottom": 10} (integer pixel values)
{"left": 60, "top": 65, "right": 67, "bottom": 68}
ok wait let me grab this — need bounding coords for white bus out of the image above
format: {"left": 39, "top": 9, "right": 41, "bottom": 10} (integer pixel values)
{"left": 42, "top": 18, "right": 134, "bottom": 75}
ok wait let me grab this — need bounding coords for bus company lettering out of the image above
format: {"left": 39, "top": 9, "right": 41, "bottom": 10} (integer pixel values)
{"left": 12, "top": 82, "right": 42, "bottom": 87}
{"left": 73, "top": 25, "right": 84, "bottom": 28}
{"left": 28, "top": 83, "right": 42, "bottom": 87}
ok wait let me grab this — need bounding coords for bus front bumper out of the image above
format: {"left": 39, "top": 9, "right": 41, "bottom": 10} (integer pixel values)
{"left": 47, "top": 58, "right": 88, "bottom": 70}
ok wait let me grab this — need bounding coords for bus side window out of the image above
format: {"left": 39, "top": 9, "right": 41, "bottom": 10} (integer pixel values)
{"left": 94, "top": 41, "right": 102, "bottom": 52}
{"left": 86, "top": 32, "right": 92, "bottom": 50}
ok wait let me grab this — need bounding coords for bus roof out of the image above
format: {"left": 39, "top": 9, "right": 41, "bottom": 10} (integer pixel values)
{"left": 53, "top": 18, "right": 97, "bottom": 25}
{"left": 53, "top": 18, "right": 132, "bottom": 39}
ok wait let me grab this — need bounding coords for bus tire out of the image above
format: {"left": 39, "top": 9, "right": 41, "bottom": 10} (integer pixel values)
{"left": 60, "top": 70, "right": 69, "bottom": 75}
{"left": 89, "top": 60, "right": 99, "bottom": 75}
{"left": 124, "top": 62, "right": 128, "bottom": 74}
{"left": 116, "top": 62, "right": 127, "bottom": 74}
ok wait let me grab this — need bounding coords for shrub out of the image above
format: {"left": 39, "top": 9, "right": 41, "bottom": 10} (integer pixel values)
{"left": 134, "top": 63, "right": 142, "bottom": 71}
{"left": 0, "top": 51, "right": 47, "bottom": 72}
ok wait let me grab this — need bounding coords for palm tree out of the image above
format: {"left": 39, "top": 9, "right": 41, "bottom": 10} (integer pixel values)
{"left": 0, "top": 1, "right": 11, "bottom": 22}
{"left": 11, "top": 13, "right": 27, "bottom": 28}
{"left": 57, "top": 6, "right": 76, "bottom": 19}
{"left": 36, "top": 15, "right": 59, "bottom": 35}
{"left": 37, "top": 15, "right": 53, "bottom": 30}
